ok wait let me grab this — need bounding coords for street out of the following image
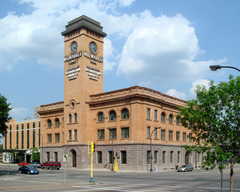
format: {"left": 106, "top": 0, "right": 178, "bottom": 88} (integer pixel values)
{"left": 1, "top": 164, "right": 240, "bottom": 191}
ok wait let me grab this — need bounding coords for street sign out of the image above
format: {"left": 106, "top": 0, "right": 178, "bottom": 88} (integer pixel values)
{"left": 63, "top": 154, "right": 68, "bottom": 162}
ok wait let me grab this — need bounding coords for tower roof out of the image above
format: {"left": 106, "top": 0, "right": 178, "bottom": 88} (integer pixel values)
{"left": 61, "top": 15, "right": 107, "bottom": 37}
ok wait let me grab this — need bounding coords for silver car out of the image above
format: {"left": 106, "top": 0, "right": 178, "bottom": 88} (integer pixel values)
{"left": 177, "top": 164, "right": 193, "bottom": 172}
{"left": 29, "top": 161, "right": 41, "bottom": 168}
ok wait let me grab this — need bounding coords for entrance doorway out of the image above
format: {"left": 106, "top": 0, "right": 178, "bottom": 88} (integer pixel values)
{"left": 185, "top": 150, "right": 190, "bottom": 164}
{"left": 71, "top": 149, "right": 77, "bottom": 167}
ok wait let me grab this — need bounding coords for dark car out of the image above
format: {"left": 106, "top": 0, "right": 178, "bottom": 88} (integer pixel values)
{"left": 177, "top": 164, "right": 193, "bottom": 172}
{"left": 19, "top": 165, "right": 39, "bottom": 174}
{"left": 29, "top": 161, "right": 41, "bottom": 168}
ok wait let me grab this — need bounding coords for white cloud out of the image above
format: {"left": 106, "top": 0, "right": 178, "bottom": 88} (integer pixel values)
{"left": 10, "top": 107, "right": 29, "bottom": 117}
{"left": 190, "top": 79, "right": 210, "bottom": 96}
{"left": 166, "top": 89, "right": 186, "bottom": 100}
{"left": 116, "top": 11, "right": 227, "bottom": 86}
{"left": 103, "top": 38, "right": 117, "bottom": 71}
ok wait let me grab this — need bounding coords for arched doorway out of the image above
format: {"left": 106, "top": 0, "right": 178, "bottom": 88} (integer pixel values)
{"left": 185, "top": 150, "right": 190, "bottom": 164}
{"left": 71, "top": 149, "right": 77, "bottom": 167}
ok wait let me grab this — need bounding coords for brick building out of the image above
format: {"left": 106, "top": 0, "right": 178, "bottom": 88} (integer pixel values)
{"left": 4, "top": 15, "right": 203, "bottom": 170}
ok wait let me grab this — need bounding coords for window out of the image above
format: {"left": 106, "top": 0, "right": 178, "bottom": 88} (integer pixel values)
{"left": 74, "top": 113, "right": 78, "bottom": 123}
{"left": 162, "top": 151, "right": 166, "bottom": 163}
{"left": 97, "top": 151, "right": 102, "bottom": 164}
{"left": 147, "top": 151, "right": 151, "bottom": 164}
{"left": 69, "top": 130, "right": 72, "bottom": 140}
{"left": 27, "top": 124, "right": 29, "bottom": 149}
{"left": 169, "top": 131, "right": 173, "bottom": 141}
{"left": 161, "top": 130, "right": 165, "bottom": 140}
{"left": 33, "top": 123, "right": 35, "bottom": 148}
{"left": 147, "top": 127, "right": 150, "bottom": 138}
{"left": 74, "top": 130, "right": 77, "bottom": 140}
{"left": 109, "top": 129, "right": 116, "bottom": 139}
{"left": 161, "top": 113, "right": 165, "bottom": 122}
{"left": 154, "top": 128, "right": 157, "bottom": 138}
{"left": 109, "top": 151, "right": 114, "bottom": 164}
{"left": 55, "top": 133, "right": 60, "bottom": 142}
{"left": 147, "top": 108, "right": 150, "bottom": 119}
{"left": 21, "top": 124, "right": 24, "bottom": 149}
{"left": 47, "top": 120, "right": 52, "bottom": 128}
{"left": 109, "top": 110, "right": 116, "bottom": 121}
{"left": 121, "top": 127, "right": 129, "bottom": 138}
{"left": 176, "top": 116, "right": 180, "bottom": 125}
{"left": 47, "top": 134, "right": 52, "bottom": 142}
{"left": 183, "top": 132, "right": 186, "bottom": 142}
{"left": 170, "top": 151, "right": 173, "bottom": 163}
{"left": 154, "top": 110, "right": 157, "bottom": 120}
{"left": 9, "top": 125, "right": 12, "bottom": 149}
{"left": 46, "top": 152, "right": 50, "bottom": 161}
{"left": 55, "top": 118, "right": 60, "bottom": 127}
{"left": 178, "top": 151, "right": 180, "bottom": 163}
{"left": 121, "top": 151, "right": 127, "bottom": 164}
{"left": 121, "top": 109, "right": 129, "bottom": 119}
{"left": 176, "top": 132, "right": 180, "bottom": 141}
{"left": 69, "top": 114, "right": 72, "bottom": 123}
{"left": 98, "top": 130, "right": 105, "bottom": 139}
{"left": 169, "top": 114, "right": 173, "bottom": 124}
{"left": 154, "top": 151, "right": 158, "bottom": 163}
{"left": 189, "top": 133, "right": 192, "bottom": 142}
{"left": 54, "top": 152, "right": 58, "bottom": 162}
{"left": 16, "top": 125, "right": 19, "bottom": 149}
{"left": 98, "top": 112, "right": 105, "bottom": 122}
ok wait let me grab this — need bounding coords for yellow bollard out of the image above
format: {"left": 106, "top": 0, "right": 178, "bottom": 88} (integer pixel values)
{"left": 114, "top": 155, "right": 118, "bottom": 172}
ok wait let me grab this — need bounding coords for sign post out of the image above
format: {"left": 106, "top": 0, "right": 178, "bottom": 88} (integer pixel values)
{"left": 89, "top": 142, "right": 95, "bottom": 183}
{"left": 63, "top": 154, "right": 68, "bottom": 184}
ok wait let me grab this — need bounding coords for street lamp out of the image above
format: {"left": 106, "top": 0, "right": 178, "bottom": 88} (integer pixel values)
{"left": 209, "top": 65, "right": 240, "bottom": 72}
{"left": 38, "top": 133, "right": 43, "bottom": 163}
{"left": 150, "top": 127, "right": 161, "bottom": 172}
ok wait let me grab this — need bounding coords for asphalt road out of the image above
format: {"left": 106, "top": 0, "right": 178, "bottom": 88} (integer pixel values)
{"left": 1, "top": 164, "right": 240, "bottom": 192}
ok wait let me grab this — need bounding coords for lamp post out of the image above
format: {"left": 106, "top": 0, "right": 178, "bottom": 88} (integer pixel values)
{"left": 38, "top": 133, "right": 43, "bottom": 163}
{"left": 150, "top": 127, "right": 161, "bottom": 172}
{"left": 209, "top": 65, "right": 240, "bottom": 72}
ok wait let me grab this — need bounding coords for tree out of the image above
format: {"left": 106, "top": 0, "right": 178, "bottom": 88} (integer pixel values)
{"left": 177, "top": 75, "right": 240, "bottom": 192}
{"left": 30, "top": 147, "right": 40, "bottom": 162}
{"left": 0, "top": 94, "right": 12, "bottom": 136}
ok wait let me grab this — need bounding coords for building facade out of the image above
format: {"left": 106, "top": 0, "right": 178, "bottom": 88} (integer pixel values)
{"left": 3, "top": 112, "right": 41, "bottom": 163}
{"left": 4, "top": 15, "right": 203, "bottom": 170}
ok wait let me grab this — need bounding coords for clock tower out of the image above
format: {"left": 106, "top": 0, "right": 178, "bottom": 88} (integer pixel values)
{"left": 61, "top": 15, "right": 107, "bottom": 144}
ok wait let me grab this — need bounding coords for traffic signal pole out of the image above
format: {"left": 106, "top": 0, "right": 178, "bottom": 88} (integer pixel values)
{"left": 89, "top": 142, "right": 94, "bottom": 183}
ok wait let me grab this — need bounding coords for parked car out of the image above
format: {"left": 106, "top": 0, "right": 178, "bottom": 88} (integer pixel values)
{"left": 18, "top": 161, "right": 30, "bottom": 167}
{"left": 29, "top": 161, "right": 41, "bottom": 168}
{"left": 177, "top": 164, "right": 193, "bottom": 172}
{"left": 18, "top": 165, "right": 39, "bottom": 174}
{"left": 41, "top": 161, "right": 61, "bottom": 170}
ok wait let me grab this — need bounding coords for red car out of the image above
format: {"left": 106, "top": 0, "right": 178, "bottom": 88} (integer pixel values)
{"left": 18, "top": 161, "right": 30, "bottom": 167}
{"left": 41, "top": 161, "right": 61, "bottom": 170}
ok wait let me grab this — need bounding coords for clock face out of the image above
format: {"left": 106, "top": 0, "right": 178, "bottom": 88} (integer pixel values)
{"left": 70, "top": 41, "right": 77, "bottom": 53}
{"left": 89, "top": 42, "right": 97, "bottom": 54}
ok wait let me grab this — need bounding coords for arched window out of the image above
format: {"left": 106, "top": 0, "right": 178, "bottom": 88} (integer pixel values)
{"left": 98, "top": 112, "right": 105, "bottom": 122}
{"left": 161, "top": 113, "right": 165, "bottom": 122}
{"left": 109, "top": 110, "right": 116, "bottom": 121}
{"left": 121, "top": 109, "right": 129, "bottom": 119}
{"left": 47, "top": 119, "right": 52, "bottom": 128}
{"left": 55, "top": 118, "right": 60, "bottom": 127}
{"left": 74, "top": 113, "right": 78, "bottom": 123}
{"left": 69, "top": 114, "right": 72, "bottom": 124}
{"left": 169, "top": 114, "right": 173, "bottom": 124}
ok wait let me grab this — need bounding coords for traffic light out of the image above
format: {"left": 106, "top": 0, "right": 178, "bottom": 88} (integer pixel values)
{"left": 91, "top": 142, "right": 95, "bottom": 153}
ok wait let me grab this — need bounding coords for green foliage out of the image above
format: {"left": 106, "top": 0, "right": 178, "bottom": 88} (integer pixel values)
{"left": 178, "top": 75, "right": 240, "bottom": 170}
{"left": 0, "top": 94, "right": 12, "bottom": 136}
{"left": 30, "top": 147, "right": 40, "bottom": 161}
{"left": 0, "top": 144, "right": 3, "bottom": 149}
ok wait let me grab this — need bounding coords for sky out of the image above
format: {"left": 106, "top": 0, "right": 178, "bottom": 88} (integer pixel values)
{"left": 1, "top": 0, "right": 240, "bottom": 122}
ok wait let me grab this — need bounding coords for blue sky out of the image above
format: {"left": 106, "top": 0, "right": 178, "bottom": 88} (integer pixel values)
{"left": 1, "top": 0, "right": 240, "bottom": 122}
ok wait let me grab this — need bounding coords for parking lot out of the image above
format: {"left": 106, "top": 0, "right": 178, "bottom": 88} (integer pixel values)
{"left": 1, "top": 163, "right": 240, "bottom": 191}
